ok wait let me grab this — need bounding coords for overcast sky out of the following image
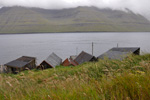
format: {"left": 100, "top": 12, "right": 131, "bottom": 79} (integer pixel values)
{"left": 0, "top": 0, "right": 150, "bottom": 19}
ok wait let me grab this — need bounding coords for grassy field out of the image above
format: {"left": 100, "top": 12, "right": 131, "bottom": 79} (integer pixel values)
{"left": 0, "top": 54, "right": 150, "bottom": 100}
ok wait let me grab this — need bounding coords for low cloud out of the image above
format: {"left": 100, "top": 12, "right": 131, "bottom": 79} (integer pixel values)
{"left": 0, "top": 0, "right": 150, "bottom": 19}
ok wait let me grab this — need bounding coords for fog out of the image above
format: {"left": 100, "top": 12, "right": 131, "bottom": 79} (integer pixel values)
{"left": 0, "top": 0, "right": 150, "bottom": 19}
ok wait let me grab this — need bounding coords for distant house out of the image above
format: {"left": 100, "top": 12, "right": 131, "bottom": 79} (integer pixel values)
{"left": 62, "top": 55, "right": 77, "bottom": 66}
{"left": 40, "top": 53, "right": 62, "bottom": 69}
{"left": 74, "top": 51, "right": 97, "bottom": 65}
{"left": 5, "top": 56, "right": 36, "bottom": 73}
{"left": 98, "top": 47, "right": 140, "bottom": 60}
{"left": 62, "top": 58, "right": 70, "bottom": 66}
{"left": 62, "top": 58, "right": 78, "bottom": 67}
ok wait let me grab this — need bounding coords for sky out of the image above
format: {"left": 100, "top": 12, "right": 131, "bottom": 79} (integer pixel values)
{"left": 0, "top": 0, "right": 150, "bottom": 19}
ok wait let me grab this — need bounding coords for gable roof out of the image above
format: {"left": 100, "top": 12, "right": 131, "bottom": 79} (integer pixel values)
{"left": 98, "top": 47, "right": 140, "bottom": 60}
{"left": 109, "top": 47, "right": 140, "bottom": 52}
{"left": 74, "top": 51, "right": 94, "bottom": 65}
{"left": 16, "top": 56, "right": 36, "bottom": 62}
{"left": 44, "top": 53, "right": 62, "bottom": 68}
{"left": 62, "top": 58, "right": 70, "bottom": 66}
{"left": 62, "top": 58, "right": 78, "bottom": 66}
{"left": 5, "top": 56, "right": 36, "bottom": 68}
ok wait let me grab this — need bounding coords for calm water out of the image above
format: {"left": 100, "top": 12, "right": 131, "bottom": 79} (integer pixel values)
{"left": 0, "top": 32, "right": 150, "bottom": 65}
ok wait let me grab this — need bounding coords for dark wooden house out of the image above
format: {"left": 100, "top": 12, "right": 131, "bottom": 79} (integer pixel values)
{"left": 5, "top": 56, "right": 36, "bottom": 73}
{"left": 74, "top": 51, "right": 97, "bottom": 65}
{"left": 98, "top": 47, "right": 140, "bottom": 60}
{"left": 40, "top": 53, "right": 62, "bottom": 69}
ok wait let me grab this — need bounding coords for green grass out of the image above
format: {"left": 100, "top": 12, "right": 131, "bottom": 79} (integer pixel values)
{"left": 1, "top": 54, "right": 150, "bottom": 99}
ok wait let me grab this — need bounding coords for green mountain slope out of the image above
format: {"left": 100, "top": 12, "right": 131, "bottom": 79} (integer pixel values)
{"left": 0, "top": 6, "right": 150, "bottom": 33}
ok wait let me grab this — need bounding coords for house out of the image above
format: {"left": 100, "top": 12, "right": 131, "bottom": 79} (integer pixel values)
{"left": 74, "top": 51, "right": 97, "bottom": 65}
{"left": 62, "top": 58, "right": 70, "bottom": 66}
{"left": 40, "top": 53, "right": 62, "bottom": 69}
{"left": 98, "top": 47, "right": 140, "bottom": 60}
{"left": 62, "top": 58, "right": 78, "bottom": 66}
{"left": 4, "top": 56, "right": 36, "bottom": 73}
{"left": 62, "top": 55, "right": 77, "bottom": 66}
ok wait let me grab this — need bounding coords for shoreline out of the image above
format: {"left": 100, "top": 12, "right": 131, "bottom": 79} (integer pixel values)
{"left": 0, "top": 31, "right": 149, "bottom": 35}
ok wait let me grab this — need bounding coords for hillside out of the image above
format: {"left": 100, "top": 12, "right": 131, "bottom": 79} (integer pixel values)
{"left": 0, "top": 6, "right": 150, "bottom": 33}
{"left": 0, "top": 54, "right": 150, "bottom": 99}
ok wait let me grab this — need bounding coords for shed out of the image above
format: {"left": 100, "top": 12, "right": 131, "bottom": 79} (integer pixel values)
{"left": 62, "top": 58, "right": 70, "bottom": 66}
{"left": 98, "top": 47, "right": 140, "bottom": 60}
{"left": 62, "top": 58, "right": 78, "bottom": 66}
{"left": 5, "top": 56, "right": 36, "bottom": 73}
{"left": 40, "top": 53, "right": 62, "bottom": 69}
{"left": 62, "top": 55, "right": 77, "bottom": 66}
{"left": 74, "top": 51, "right": 97, "bottom": 65}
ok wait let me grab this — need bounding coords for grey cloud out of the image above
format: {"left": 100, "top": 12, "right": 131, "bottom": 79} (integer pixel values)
{"left": 0, "top": 0, "right": 150, "bottom": 19}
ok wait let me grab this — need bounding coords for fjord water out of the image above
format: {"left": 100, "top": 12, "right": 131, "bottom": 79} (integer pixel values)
{"left": 0, "top": 32, "right": 150, "bottom": 65}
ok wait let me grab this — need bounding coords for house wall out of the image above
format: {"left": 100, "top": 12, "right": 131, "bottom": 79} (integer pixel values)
{"left": 0, "top": 65, "right": 7, "bottom": 73}
{"left": 133, "top": 49, "right": 140, "bottom": 55}
{"left": 40, "top": 61, "right": 53, "bottom": 69}
{"left": 6, "top": 59, "right": 36, "bottom": 73}
{"left": 62, "top": 59, "right": 70, "bottom": 66}
{"left": 25, "top": 60, "right": 36, "bottom": 69}
{"left": 7, "top": 67, "right": 12, "bottom": 73}
{"left": 7, "top": 66, "right": 22, "bottom": 74}
{"left": 90, "top": 57, "right": 98, "bottom": 62}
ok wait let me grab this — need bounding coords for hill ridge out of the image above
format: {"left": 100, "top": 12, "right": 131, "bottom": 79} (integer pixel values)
{"left": 0, "top": 6, "right": 150, "bottom": 33}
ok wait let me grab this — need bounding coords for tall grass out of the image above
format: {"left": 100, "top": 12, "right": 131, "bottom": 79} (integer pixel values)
{"left": 0, "top": 54, "right": 150, "bottom": 100}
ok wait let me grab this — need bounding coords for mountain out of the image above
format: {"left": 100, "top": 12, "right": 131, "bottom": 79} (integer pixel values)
{"left": 0, "top": 6, "right": 150, "bottom": 33}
